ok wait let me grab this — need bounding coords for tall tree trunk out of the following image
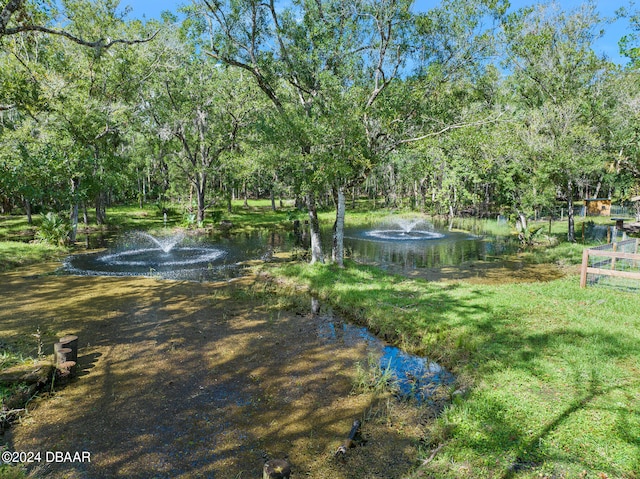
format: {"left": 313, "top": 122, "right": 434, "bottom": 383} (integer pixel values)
{"left": 24, "top": 198, "right": 32, "bottom": 225}
{"left": 69, "top": 177, "right": 79, "bottom": 242}
{"left": 137, "top": 170, "right": 143, "bottom": 209}
{"left": 196, "top": 186, "right": 206, "bottom": 225}
{"left": 82, "top": 202, "right": 88, "bottom": 225}
{"left": 243, "top": 181, "right": 249, "bottom": 207}
{"left": 593, "top": 175, "right": 603, "bottom": 199}
{"left": 270, "top": 189, "right": 276, "bottom": 211}
{"left": 95, "top": 192, "right": 106, "bottom": 225}
{"left": 517, "top": 210, "right": 528, "bottom": 233}
{"left": 307, "top": 192, "right": 324, "bottom": 264}
{"left": 567, "top": 179, "right": 575, "bottom": 242}
{"left": 332, "top": 185, "right": 346, "bottom": 268}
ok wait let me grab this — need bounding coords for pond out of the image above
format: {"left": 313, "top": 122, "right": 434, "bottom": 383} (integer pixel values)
{"left": 343, "top": 218, "right": 520, "bottom": 273}
{"left": 64, "top": 229, "right": 288, "bottom": 281}
{"left": 64, "top": 217, "right": 526, "bottom": 282}
{"left": 341, "top": 217, "right": 564, "bottom": 283}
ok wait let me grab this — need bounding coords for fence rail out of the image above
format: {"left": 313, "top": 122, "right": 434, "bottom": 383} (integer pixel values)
{"left": 580, "top": 239, "right": 640, "bottom": 288}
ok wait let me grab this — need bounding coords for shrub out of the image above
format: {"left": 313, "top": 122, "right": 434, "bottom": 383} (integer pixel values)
{"left": 35, "top": 212, "right": 69, "bottom": 246}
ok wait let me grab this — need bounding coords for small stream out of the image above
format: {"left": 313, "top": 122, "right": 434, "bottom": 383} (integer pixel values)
{"left": 312, "top": 299, "right": 455, "bottom": 404}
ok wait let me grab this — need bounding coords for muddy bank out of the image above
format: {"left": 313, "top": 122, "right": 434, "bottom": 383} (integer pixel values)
{"left": 1, "top": 264, "right": 433, "bottom": 478}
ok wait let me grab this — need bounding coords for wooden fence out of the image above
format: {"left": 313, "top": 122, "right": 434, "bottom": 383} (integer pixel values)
{"left": 580, "top": 238, "right": 640, "bottom": 288}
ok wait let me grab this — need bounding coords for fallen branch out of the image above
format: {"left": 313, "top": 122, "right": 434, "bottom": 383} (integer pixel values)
{"left": 422, "top": 443, "right": 444, "bottom": 466}
{"left": 334, "top": 419, "right": 362, "bottom": 457}
{"left": 1, "top": 408, "right": 26, "bottom": 417}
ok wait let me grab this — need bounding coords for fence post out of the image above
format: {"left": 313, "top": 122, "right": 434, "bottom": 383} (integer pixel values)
{"left": 611, "top": 242, "right": 618, "bottom": 271}
{"left": 580, "top": 248, "right": 589, "bottom": 288}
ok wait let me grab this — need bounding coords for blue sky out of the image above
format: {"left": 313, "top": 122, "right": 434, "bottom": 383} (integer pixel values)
{"left": 120, "top": 0, "right": 634, "bottom": 65}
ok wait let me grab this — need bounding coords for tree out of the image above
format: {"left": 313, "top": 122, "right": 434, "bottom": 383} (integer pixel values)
{"left": 503, "top": 1, "right": 611, "bottom": 241}
{"left": 619, "top": 5, "right": 640, "bottom": 67}
{"left": 0, "top": 0, "right": 155, "bottom": 47}
{"left": 0, "top": 1, "right": 157, "bottom": 238}
{"left": 139, "top": 25, "right": 263, "bottom": 224}
{"left": 197, "top": 0, "right": 414, "bottom": 265}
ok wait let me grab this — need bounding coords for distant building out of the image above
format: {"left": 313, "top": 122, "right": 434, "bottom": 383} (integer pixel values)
{"left": 585, "top": 198, "right": 611, "bottom": 217}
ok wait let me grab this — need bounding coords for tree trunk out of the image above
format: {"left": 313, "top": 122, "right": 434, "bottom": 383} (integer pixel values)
{"left": 69, "top": 202, "right": 79, "bottom": 243}
{"left": 307, "top": 192, "right": 324, "bottom": 264}
{"left": 24, "top": 198, "right": 32, "bottom": 225}
{"left": 196, "top": 173, "right": 207, "bottom": 225}
{"left": 95, "top": 191, "right": 106, "bottom": 225}
{"left": 593, "top": 175, "right": 603, "bottom": 200}
{"left": 137, "top": 169, "right": 143, "bottom": 208}
{"left": 567, "top": 179, "right": 575, "bottom": 242}
{"left": 82, "top": 203, "right": 88, "bottom": 225}
{"left": 332, "top": 185, "right": 346, "bottom": 268}
{"left": 517, "top": 210, "right": 528, "bottom": 233}
{"left": 69, "top": 177, "right": 79, "bottom": 242}
{"left": 270, "top": 189, "right": 276, "bottom": 211}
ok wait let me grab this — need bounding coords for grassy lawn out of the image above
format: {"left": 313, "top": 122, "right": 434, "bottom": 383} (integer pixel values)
{"left": 266, "top": 262, "right": 640, "bottom": 478}
{"left": 0, "top": 241, "right": 65, "bottom": 272}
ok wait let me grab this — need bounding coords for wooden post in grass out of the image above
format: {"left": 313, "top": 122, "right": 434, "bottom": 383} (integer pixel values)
{"left": 54, "top": 345, "right": 72, "bottom": 364}
{"left": 54, "top": 335, "right": 78, "bottom": 378}
{"left": 58, "top": 335, "right": 78, "bottom": 363}
{"left": 580, "top": 248, "right": 589, "bottom": 288}
{"left": 262, "top": 459, "right": 290, "bottom": 479}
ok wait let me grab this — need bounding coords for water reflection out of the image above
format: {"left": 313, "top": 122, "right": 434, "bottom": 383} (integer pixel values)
{"left": 64, "top": 229, "right": 291, "bottom": 281}
{"left": 344, "top": 224, "right": 520, "bottom": 272}
{"left": 314, "top": 300, "right": 454, "bottom": 404}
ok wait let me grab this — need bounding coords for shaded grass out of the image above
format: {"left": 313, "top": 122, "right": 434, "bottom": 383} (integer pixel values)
{"left": 266, "top": 261, "right": 640, "bottom": 478}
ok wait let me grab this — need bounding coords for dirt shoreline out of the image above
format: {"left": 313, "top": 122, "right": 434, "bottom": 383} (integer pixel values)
{"left": 1, "top": 263, "right": 432, "bottom": 478}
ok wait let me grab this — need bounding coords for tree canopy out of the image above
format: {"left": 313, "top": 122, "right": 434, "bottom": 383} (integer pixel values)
{"left": 1, "top": 0, "right": 639, "bottom": 245}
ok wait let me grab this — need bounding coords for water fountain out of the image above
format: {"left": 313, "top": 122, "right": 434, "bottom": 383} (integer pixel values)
{"left": 64, "top": 231, "right": 228, "bottom": 280}
{"left": 362, "top": 217, "right": 446, "bottom": 241}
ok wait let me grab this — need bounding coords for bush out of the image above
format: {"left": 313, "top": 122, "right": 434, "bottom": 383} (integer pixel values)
{"left": 35, "top": 212, "right": 69, "bottom": 246}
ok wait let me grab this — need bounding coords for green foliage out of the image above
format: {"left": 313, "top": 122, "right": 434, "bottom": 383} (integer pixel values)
{"left": 181, "top": 212, "right": 197, "bottom": 229}
{"left": 34, "top": 212, "right": 69, "bottom": 246}
{"left": 515, "top": 223, "right": 545, "bottom": 246}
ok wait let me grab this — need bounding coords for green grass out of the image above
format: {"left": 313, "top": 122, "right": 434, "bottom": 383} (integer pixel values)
{"left": 0, "top": 241, "right": 65, "bottom": 272}
{"left": 266, "top": 261, "right": 640, "bottom": 478}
